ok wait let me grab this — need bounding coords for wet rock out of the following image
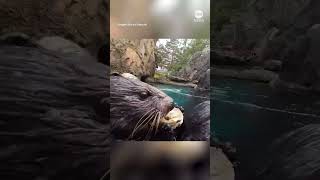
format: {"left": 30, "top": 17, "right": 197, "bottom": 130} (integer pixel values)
{"left": 213, "top": 67, "right": 278, "bottom": 82}
{"left": 263, "top": 60, "right": 282, "bottom": 71}
{"left": 210, "top": 147, "right": 235, "bottom": 180}
{"left": 167, "top": 75, "right": 190, "bottom": 83}
{"left": 305, "top": 24, "right": 320, "bottom": 91}
{"left": 256, "top": 27, "right": 280, "bottom": 62}
{"left": 212, "top": 49, "right": 249, "bottom": 66}
{"left": 198, "top": 69, "right": 210, "bottom": 90}
{"left": 239, "top": 68, "right": 275, "bottom": 81}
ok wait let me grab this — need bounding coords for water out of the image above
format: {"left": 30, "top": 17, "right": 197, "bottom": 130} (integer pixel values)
{"left": 152, "top": 83, "right": 208, "bottom": 109}
{"left": 211, "top": 77, "right": 320, "bottom": 179}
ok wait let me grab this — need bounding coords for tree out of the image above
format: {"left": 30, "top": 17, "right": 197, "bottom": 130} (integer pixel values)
{"left": 155, "top": 39, "right": 209, "bottom": 75}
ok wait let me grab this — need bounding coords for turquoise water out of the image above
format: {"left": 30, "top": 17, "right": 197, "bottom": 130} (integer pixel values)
{"left": 212, "top": 77, "right": 320, "bottom": 179}
{"left": 212, "top": 76, "right": 320, "bottom": 152}
{"left": 152, "top": 83, "right": 208, "bottom": 109}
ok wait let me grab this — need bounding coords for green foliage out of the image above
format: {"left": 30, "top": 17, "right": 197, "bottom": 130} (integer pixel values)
{"left": 155, "top": 39, "right": 209, "bottom": 75}
{"left": 154, "top": 71, "right": 167, "bottom": 80}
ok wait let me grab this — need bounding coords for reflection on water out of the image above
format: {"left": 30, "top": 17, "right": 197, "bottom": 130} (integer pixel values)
{"left": 212, "top": 77, "right": 320, "bottom": 145}
{"left": 153, "top": 83, "right": 208, "bottom": 109}
{"left": 211, "top": 77, "right": 320, "bottom": 168}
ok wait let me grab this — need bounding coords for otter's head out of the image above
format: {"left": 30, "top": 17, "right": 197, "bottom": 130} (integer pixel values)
{"left": 110, "top": 74, "right": 175, "bottom": 140}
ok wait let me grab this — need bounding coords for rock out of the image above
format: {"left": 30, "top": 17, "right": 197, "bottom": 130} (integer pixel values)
{"left": 263, "top": 60, "right": 282, "bottom": 71}
{"left": 280, "top": 35, "right": 309, "bottom": 83}
{"left": 269, "top": 76, "right": 312, "bottom": 95}
{"left": 0, "top": 0, "right": 108, "bottom": 58}
{"left": 212, "top": 49, "right": 249, "bottom": 66}
{"left": 279, "top": 24, "right": 320, "bottom": 92}
{"left": 174, "top": 49, "right": 210, "bottom": 84}
{"left": 213, "top": 0, "right": 319, "bottom": 50}
{"left": 240, "top": 69, "right": 278, "bottom": 82}
{"left": 213, "top": 67, "right": 278, "bottom": 82}
{"left": 256, "top": 27, "right": 280, "bottom": 62}
{"left": 210, "top": 147, "right": 235, "bottom": 180}
{"left": 110, "top": 39, "right": 156, "bottom": 80}
{"left": 305, "top": 24, "right": 320, "bottom": 91}
{"left": 144, "top": 77, "right": 156, "bottom": 83}
{"left": 215, "top": 24, "right": 236, "bottom": 46}
{"left": 167, "top": 75, "right": 190, "bottom": 83}
{"left": 156, "top": 79, "right": 197, "bottom": 88}
{"left": 198, "top": 69, "right": 210, "bottom": 90}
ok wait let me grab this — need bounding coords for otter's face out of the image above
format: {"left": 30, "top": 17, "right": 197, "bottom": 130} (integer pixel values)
{"left": 110, "top": 75, "right": 174, "bottom": 139}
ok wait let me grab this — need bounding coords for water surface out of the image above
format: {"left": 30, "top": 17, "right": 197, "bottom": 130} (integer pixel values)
{"left": 152, "top": 83, "right": 208, "bottom": 110}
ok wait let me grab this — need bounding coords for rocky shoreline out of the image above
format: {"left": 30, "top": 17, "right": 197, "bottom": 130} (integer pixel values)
{"left": 212, "top": 67, "right": 278, "bottom": 83}
{"left": 149, "top": 78, "right": 198, "bottom": 88}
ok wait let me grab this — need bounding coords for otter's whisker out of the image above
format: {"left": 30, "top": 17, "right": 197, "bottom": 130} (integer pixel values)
{"left": 130, "top": 108, "right": 155, "bottom": 136}
{"left": 141, "top": 112, "right": 156, "bottom": 129}
{"left": 146, "top": 112, "right": 159, "bottom": 139}
{"left": 154, "top": 112, "right": 161, "bottom": 135}
{"left": 130, "top": 109, "right": 156, "bottom": 138}
{"left": 144, "top": 112, "right": 158, "bottom": 140}
{"left": 134, "top": 110, "right": 156, "bottom": 132}
{"left": 133, "top": 108, "right": 155, "bottom": 130}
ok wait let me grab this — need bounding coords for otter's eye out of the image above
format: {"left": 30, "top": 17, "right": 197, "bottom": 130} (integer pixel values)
{"left": 139, "top": 91, "right": 151, "bottom": 99}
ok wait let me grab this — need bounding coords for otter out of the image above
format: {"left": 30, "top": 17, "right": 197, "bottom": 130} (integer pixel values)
{"left": 255, "top": 124, "right": 320, "bottom": 180}
{"left": 177, "top": 100, "right": 210, "bottom": 141}
{"left": 0, "top": 33, "right": 109, "bottom": 180}
{"left": 110, "top": 74, "right": 184, "bottom": 140}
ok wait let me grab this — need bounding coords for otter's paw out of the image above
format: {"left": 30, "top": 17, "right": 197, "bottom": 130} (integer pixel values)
{"left": 160, "top": 107, "right": 183, "bottom": 129}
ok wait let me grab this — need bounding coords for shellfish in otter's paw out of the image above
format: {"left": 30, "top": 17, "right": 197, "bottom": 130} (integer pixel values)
{"left": 160, "top": 107, "right": 184, "bottom": 129}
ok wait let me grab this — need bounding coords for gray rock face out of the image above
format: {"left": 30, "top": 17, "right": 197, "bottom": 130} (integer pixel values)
{"left": 278, "top": 24, "right": 320, "bottom": 91}
{"left": 305, "top": 24, "right": 320, "bottom": 91}
{"left": 175, "top": 49, "right": 210, "bottom": 89}
{"left": 216, "top": 0, "right": 319, "bottom": 50}
{"left": 198, "top": 69, "right": 211, "bottom": 90}
{"left": 213, "top": 67, "right": 278, "bottom": 82}
{"left": 110, "top": 39, "right": 156, "bottom": 80}
{"left": 0, "top": 0, "right": 108, "bottom": 57}
{"left": 213, "top": 0, "right": 320, "bottom": 92}
{"left": 263, "top": 60, "right": 282, "bottom": 71}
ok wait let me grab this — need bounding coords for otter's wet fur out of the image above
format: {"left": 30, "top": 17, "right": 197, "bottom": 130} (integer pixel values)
{"left": 255, "top": 124, "right": 320, "bottom": 180}
{"left": 110, "top": 74, "right": 175, "bottom": 140}
{"left": 0, "top": 37, "right": 109, "bottom": 180}
{"left": 179, "top": 101, "right": 210, "bottom": 141}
